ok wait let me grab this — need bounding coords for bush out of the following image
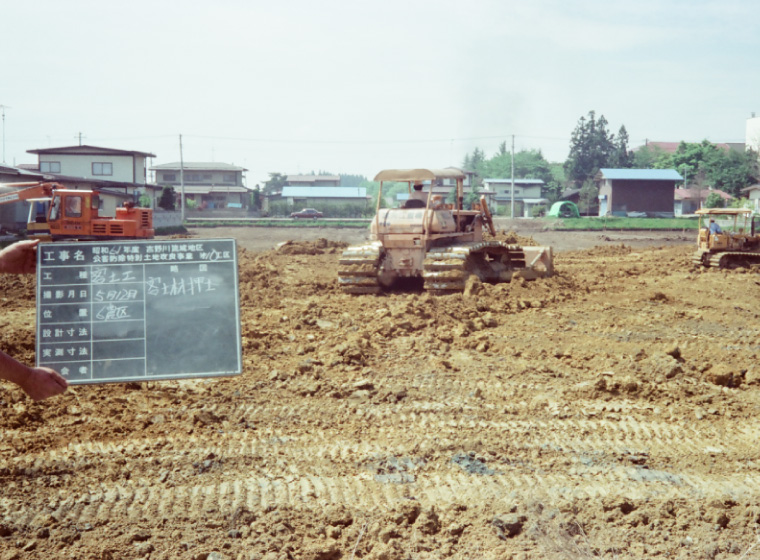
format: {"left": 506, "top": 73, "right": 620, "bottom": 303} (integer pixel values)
{"left": 531, "top": 204, "right": 547, "bottom": 218}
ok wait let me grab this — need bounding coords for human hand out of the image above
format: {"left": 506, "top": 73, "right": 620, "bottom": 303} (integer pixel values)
{"left": 19, "top": 367, "right": 68, "bottom": 401}
{"left": 0, "top": 239, "right": 40, "bottom": 275}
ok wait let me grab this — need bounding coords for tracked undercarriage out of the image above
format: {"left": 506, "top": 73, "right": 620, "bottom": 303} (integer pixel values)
{"left": 692, "top": 249, "right": 760, "bottom": 269}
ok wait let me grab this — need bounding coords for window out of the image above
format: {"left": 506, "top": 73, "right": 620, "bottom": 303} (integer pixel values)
{"left": 162, "top": 173, "right": 177, "bottom": 182}
{"left": 65, "top": 196, "right": 83, "bottom": 217}
{"left": 40, "top": 161, "right": 61, "bottom": 173}
{"left": 223, "top": 173, "right": 235, "bottom": 183}
{"left": 92, "top": 162, "right": 113, "bottom": 176}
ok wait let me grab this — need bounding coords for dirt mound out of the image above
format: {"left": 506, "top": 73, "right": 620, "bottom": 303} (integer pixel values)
{"left": 274, "top": 238, "right": 348, "bottom": 255}
{"left": 2, "top": 234, "right": 760, "bottom": 559}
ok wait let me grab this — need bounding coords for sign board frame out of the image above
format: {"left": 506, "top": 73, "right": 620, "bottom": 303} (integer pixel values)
{"left": 36, "top": 238, "right": 242, "bottom": 384}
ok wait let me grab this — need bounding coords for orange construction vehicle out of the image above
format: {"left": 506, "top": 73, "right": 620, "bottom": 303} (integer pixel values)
{"left": 0, "top": 182, "right": 154, "bottom": 241}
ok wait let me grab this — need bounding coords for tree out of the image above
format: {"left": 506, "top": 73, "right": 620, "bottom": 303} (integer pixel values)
{"left": 610, "top": 126, "right": 633, "bottom": 168}
{"left": 704, "top": 192, "right": 726, "bottom": 208}
{"left": 578, "top": 179, "right": 599, "bottom": 216}
{"left": 249, "top": 185, "right": 262, "bottom": 210}
{"left": 648, "top": 141, "right": 758, "bottom": 197}
{"left": 564, "top": 111, "right": 618, "bottom": 185}
{"left": 158, "top": 186, "right": 176, "bottom": 211}
{"left": 264, "top": 172, "right": 287, "bottom": 195}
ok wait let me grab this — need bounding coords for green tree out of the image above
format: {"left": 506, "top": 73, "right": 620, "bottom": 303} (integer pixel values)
{"left": 610, "top": 125, "right": 633, "bottom": 168}
{"left": 564, "top": 111, "right": 618, "bottom": 185}
{"left": 158, "top": 186, "right": 176, "bottom": 211}
{"left": 704, "top": 192, "right": 726, "bottom": 208}
{"left": 264, "top": 172, "right": 287, "bottom": 195}
{"left": 648, "top": 141, "right": 758, "bottom": 197}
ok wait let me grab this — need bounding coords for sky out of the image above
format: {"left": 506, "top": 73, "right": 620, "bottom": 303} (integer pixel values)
{"left": 2, "top": 0, "right": 759, "bottom": 186}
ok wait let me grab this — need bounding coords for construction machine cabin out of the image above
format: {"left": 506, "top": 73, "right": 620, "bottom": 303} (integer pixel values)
{"left": 338, "top": 168, "right": 553, "bottom": 294}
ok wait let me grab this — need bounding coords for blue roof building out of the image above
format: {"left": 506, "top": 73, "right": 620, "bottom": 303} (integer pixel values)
{"left": 595, "top": 168, "right": 684, "bottom": 217}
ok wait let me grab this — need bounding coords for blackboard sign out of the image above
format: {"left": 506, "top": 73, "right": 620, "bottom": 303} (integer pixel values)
{"left": 36, "top": 238, "right": 242, "bottom": 384}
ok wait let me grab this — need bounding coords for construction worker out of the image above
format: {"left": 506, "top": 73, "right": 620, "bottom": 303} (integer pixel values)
{"left": 709, "top": 219, "right": 722, "bottom": 235}
{"left": 0, "top": 239, "right": 68, "bottom": 401}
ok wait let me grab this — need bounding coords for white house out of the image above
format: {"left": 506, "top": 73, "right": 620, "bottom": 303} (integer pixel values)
{"left": 27, "top": 145, "right": 155, "bottom": 192}
{"left": 482, "top": 178, "right": 548, "bottom": 217}
{"left": 152, "top": 162, "right": 249, "bottom": 209}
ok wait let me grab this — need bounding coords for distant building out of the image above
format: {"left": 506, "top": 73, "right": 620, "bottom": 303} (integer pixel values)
{"left": 674, "top": 187, "right": 732, "bottom": 216}
{"left": 746, "top": 115, "right": 760, "bottom": 153}
{"left": 595, "top": 168, "right": 683, "bottom": 217}
{"left": 742, "top": 184, "right": 760, "bottom": 213}
{"left": 285, "top": 174, "right": 340, "bottom": 187}
{"left": 26, "top": 145, "right": 156, "bottom": 195}
{"left": 637, "top": 141, "right": 743, "bottom": 154}
{"left": 280, "top": 186, "right": 369, "bottom": 210}
{"left": 482, "top": 178, "right": 548, "bottom": 218}
{"left": 151, "top": 162, "right": 249, "bottom": 209}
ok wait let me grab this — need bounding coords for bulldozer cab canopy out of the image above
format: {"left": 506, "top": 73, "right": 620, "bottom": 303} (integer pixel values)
{"left": 373, "top": 168, "right": 466, "bottom": 182}
{"left": 695, "top": 208, "right": 752, "bottom": 217}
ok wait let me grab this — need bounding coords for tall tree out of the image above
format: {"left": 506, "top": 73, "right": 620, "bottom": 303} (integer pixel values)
{"left": 610, "top": 125, "right": 633, "bottom": 168}
{"left": 564, "top": 110, "right": 618, "bottom": 185}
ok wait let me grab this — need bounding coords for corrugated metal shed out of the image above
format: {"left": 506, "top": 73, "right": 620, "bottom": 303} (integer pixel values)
{"left": 597, "top": 168, "right": 683, "bottom": 181}
{"left": 281, "top": 187, "right": 367, "bottom": 198}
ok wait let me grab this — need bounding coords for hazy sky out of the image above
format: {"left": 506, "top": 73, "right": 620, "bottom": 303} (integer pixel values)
{"left": 2, "top": 0, "right": 758, "bottom": 185}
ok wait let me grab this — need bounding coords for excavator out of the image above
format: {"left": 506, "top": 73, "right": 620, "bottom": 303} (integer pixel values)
{"left": 692, "top": 207, "right": 760, "bottom": 268}
{"left": 338, "top": 168, "right": 553, "bottom": 294}
{"left": 0, "top": 182, "right": 154, "bottom": 241}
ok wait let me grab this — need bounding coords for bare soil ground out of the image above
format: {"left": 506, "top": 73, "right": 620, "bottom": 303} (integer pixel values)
{"left": 2, "top": 226, "right": 760, "bottom": 560}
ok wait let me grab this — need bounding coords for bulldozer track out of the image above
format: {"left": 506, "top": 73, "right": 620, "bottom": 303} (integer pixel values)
{"left": 337, "top": 243, "right": 383, "bottom": 294}
{"left": 707, "top": 251, "right": 760, "bottom": 269}
{"left": 422, "top": 242, "right": 528, "bottom": 293}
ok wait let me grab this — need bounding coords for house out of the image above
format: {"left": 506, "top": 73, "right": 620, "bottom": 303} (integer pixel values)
{"left": 151, "top": 162, "right": 249, "bottom": 209}
{"left": 26, "top": 145, "right": 157, "bottom": 197}
{"left": 595, "top": 168, "right": 683, "bottom": 217}
{"left": 741, "top": 184, "right": 760, "bottom": 213}
{"left": 674, "top": 187, "right": 732, "bottom": 216}
{"left": 285, "top": 174, "right": 340, "bottom": 187}
{"left": 279, "top": 186, "right": 369, "bottom": 211}
{"left": 482, "top": 178, "right": 548, "bottom": 217}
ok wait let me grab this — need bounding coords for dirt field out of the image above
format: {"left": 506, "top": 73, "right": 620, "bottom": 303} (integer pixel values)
{"left": 2, "top": 226, "right": 760, "bottom": 559}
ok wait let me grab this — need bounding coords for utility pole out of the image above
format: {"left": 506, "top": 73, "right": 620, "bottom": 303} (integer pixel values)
{"left": 76, "top": 132, "right": 85, "bottom": 146}
{"left": 510, "top": 134, "right": 515, "bottom": 219}
{"left": 0, "top": 105, "right": 10, "bottom": 164}
{"left": 179, "top": 134, "right": 185, "bottom": 223}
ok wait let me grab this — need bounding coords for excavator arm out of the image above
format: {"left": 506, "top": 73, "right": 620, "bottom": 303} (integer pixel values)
{"left": 0, "top": 183, "right": 55, "bottom": 206}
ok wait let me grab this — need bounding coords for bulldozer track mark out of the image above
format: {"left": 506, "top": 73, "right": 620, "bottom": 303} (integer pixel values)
{"left": 5, "top": 418, "right": 758, "bottom": 487}
{"left": 6, "top": 469, "right": 760, "bottom": 527}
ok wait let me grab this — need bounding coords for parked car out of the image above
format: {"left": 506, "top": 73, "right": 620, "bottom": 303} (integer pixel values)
{"left": 290, "top": 208, "right": 323, "bottom": 219}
